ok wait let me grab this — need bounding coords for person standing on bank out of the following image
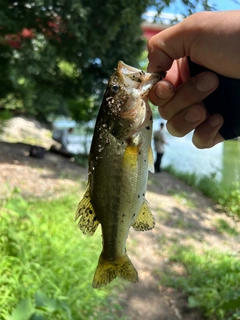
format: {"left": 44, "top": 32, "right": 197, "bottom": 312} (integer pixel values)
{"left": 154, "top": 122, "right": 167, "bottom": 173}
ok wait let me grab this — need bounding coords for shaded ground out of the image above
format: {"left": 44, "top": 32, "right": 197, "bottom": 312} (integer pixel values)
{"left": 1, "top": 140, "right": 239, "bottom": 320}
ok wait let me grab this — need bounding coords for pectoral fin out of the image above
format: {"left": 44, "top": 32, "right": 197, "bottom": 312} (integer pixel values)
{"left": 122, "top": 145, "right": 139, "bottom": 170}
{"left": 132, "top": 200, "right": 155, "bottom": 231}
{"left": 75, "top": 187, "right": 99, "bottom": 235}
{"left": 148, "top": 147, "right": 155, "bottom": 173}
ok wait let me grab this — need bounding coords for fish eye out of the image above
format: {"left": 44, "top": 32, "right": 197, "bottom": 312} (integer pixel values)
{"left": 111, "top": 84, "right": 119, "bottom": 93}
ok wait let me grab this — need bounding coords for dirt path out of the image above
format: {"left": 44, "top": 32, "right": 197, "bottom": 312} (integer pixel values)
{"left": 1, "top": 141, "right": 239, "bottom": 320}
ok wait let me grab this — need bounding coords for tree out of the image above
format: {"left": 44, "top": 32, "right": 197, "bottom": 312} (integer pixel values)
{"left": 0, "top": 0, "right": 212, "bottom": 123}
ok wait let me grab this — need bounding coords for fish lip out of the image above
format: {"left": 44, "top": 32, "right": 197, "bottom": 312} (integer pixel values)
{"left": 117, "top": 61, "right": 166, "bottom": 96}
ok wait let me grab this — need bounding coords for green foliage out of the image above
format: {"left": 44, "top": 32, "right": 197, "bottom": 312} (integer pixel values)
{"left": 0, "top": 193, "right": 122, "bottom": 319}
{"left": 164, "top": 165, "right": 240, "bottom": 218}
{"left": 8, "top": 292, "right": 73, "bottom": 320}
{"left": 219, "top": 183, "right": 240, "bottom": 217}
{"left": 0, "top": 0, "right": 213, "bottom": 122}
{"left": 0, "top": 109, "right": 12, "bottom": 134}
{"left": 161, "top": 246, "right": 240, "bottom": 319}
{"left": 215, "top": 218, "right": 239, "bottom": 236}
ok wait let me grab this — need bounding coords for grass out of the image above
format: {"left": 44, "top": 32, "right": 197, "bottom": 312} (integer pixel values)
{"left": 215, "top": 218, "right": 239, "bottom": 236}
{"left": 158, "top": 245, "right": 240, "bottom": 320}
{"left": 165, "top": 165, "right": 240, "bottom": 218}
{"left": 0, "top": 191, "right": 126, "bottom": 320}
{"left": 168, "top": 190, "right": 196, "bottom": 208}
{"left": 158, "top": 165, "right": 240, "bottom": 319}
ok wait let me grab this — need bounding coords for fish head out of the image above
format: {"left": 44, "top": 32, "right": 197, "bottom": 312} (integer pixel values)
{"left": 102, "top": 61, "right": 166, "bottom": 139}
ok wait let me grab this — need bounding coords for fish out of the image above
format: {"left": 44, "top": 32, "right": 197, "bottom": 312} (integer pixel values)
{"left": 75, "top": 61, "right": 165, "bottom": 288}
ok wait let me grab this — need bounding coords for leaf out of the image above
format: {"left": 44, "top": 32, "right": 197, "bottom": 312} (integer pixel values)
{"left": 188, "top": 296, "right": 200, "bottom": 308}
{"left": 30, "top": 314, "right": 46, "bottom": 320}
{"left": 221, "top": 296, "right": 240, "bottom": 310}
{"left": 9, "top": 297, "right": 34, "bottom": 320}
{"left": 34, "top": 291, "right": 58, "bottom": 312}
{"left": 34, "top": 291, "right": 72, "bottom": 319}
{"left": 5, "top": 197, "right": 29, "bottom": 216}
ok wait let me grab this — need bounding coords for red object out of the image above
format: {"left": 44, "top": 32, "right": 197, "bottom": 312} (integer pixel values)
{"left": 142, "top": 23, "right": 167, "bottom": 40}
{"left": 21, "top": 28, "right": 34, "bottom": 38}
{"left": 5, "top": 34, "right": 21, "bottom": 48}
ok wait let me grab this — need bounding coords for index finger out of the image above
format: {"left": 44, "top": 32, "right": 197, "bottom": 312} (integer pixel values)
{"left": 147, "top": 23, "right": 188, "bottom": 73}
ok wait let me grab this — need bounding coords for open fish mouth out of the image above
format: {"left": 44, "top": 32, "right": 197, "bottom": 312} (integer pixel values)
{"left": 117, "top": 61, "right": 165, "bottom": 97}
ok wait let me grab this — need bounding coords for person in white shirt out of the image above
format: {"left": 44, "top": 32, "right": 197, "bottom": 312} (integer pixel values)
{"left": 154, "top": 122, "right": 167, "bottom": 173}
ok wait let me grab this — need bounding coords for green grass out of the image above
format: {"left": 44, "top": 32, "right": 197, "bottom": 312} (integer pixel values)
{"left": 0, "top": 193, "right": 125, "bottom": 320}
{"left": 159, "top": 165, "right": 240, "bottom": 319}
{"left": 215, "top": 218, "right": 239, "bottom": 236}
{"left": 165, "top": 165, "right": 240, "bottom": 218}
{"left": 168, "top": 190, "right": 196, "bottom": 208}
{"left": 159, "top": 245, "right": 240, "bottom": 320}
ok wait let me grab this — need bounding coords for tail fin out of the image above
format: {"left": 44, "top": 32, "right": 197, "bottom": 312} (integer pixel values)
{"left": 92, "top": 253, "right": 138, "bottom": 288}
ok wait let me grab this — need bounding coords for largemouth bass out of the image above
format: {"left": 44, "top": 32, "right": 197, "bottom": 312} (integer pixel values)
{"left": 76, "top": 61, "right": 165, "bottom": 288}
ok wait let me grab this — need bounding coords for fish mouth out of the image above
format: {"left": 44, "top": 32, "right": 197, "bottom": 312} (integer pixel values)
{"left": 117, "top": 61, "right": 165, "bottom": 97}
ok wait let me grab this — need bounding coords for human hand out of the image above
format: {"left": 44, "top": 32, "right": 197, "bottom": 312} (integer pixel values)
{"left": 147, "top": 11, "right": 240, "bottom": 148}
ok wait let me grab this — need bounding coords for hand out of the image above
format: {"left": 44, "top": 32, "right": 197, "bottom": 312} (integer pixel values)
{"left": 147, "top": 11, "right": 240, "bottom": 148}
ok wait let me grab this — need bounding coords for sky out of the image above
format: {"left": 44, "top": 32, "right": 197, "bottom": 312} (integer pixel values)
{"left": 144, "top": 0, "right": 240, "bottom": 25}
{"left": 162, "top": 0, "right": 240, "bottom": 15}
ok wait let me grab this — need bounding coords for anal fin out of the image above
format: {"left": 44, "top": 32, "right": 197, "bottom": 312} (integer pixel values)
{"left": 75, "top": 186, "right": 99, "bottom": 235}
{"left": 132, "top": 199, "right": 155, "bottom": 231}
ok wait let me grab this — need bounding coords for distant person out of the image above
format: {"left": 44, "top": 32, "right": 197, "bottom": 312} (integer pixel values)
{"left": 154, "top": 122, "right": 167, "bottom": 173}
{"left": 60, "top": 127, "right": 73, "bottom": 151}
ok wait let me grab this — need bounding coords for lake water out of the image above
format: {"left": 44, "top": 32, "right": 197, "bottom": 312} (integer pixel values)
{"left": 55, "top": 119, "right": 240, "bottom": 188}
{"left": 153, "top": 119, "right": 240, "bottom": 187}
{"left": 160, "top": 133, "right": 240, "bottom": 186}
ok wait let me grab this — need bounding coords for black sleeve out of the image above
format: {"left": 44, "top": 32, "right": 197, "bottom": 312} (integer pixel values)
{"left": 187, "top": 57, "right": 240, "bottom": 140}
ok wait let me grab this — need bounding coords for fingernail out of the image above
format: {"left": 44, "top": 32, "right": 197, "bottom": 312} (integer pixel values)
{"left": 196, "top": 73, "right": 218, "bottom": 92}
{"left": 156, "top": 81, "right": 174, "bottom": 99}
{"left": 184, "top": 108, "right": 202, "bottom": 123}
{"left": 208, "top": 114, "right": 223, "bottom": 127}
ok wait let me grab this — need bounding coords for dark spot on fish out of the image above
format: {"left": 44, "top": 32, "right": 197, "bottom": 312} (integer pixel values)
{"left": 150, "top": 116, "right": 153, "bottom": 121}
{"left": 122, "top": 213, "right": 126, "bottom": 217}
{"left": 146, "top": 126, "right": 150, "bottom": 130}
{"left": 138, "top": 151, "right": 141, "bottom": 155}
{"left": 141, "top": 101, "right": 144, "bottom": 106}
{"left": 133, "top": 213, "right": 136, "bottom": 218}
{"left": 93, "top": 216, "right": 97, "bottom": 221}
{"left": 138, "top": 195, "right": 140, "bottom": 198}
{"left": 89, "top": 209, "right": 93, "bottom": 214}
{"left": 143, "top": 193, "right": 145, "bottom": 197}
